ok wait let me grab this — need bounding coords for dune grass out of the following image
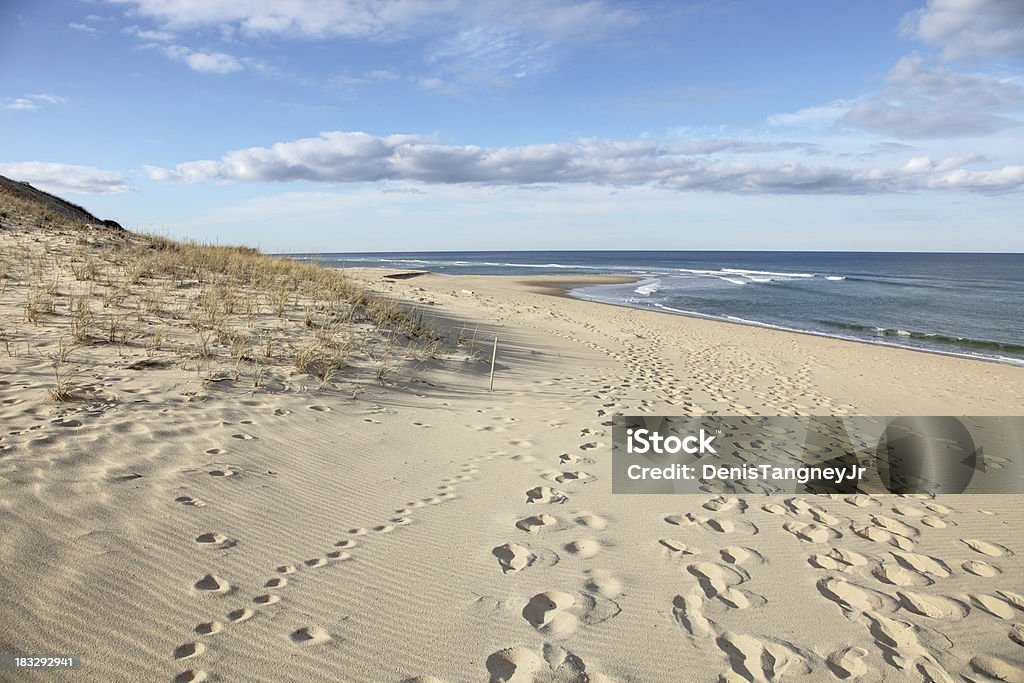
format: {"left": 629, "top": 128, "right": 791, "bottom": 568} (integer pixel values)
{"left": 0, "top": 188, "right": 445, "bottom": 401}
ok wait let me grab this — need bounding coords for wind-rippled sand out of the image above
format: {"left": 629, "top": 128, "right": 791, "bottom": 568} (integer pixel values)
{"left": 2, "top": 264, "right": 1023, "bottom": 682}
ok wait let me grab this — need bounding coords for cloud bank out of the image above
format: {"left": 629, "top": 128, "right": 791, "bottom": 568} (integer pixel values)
{"left": 0, "top": 162, "right": 131, "bottom": 195}
{"left": 104, "top": 0, "right": 634, "bottom": 41}
{"left": 902, "top": 0, "right": 1024, "bottom": 60}
{"left": 144, "top": 131, "right": 1024, "bottom": 195}
{"left": 842, "top": 55, "right": 1024, "bottom": 139}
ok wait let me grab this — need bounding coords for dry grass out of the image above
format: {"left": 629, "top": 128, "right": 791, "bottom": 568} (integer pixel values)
{"left": 0, "top": 186, "right": 446, "bottom": 401}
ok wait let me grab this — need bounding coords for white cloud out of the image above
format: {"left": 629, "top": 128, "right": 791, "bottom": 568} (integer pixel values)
{"left": 841, "top": 55, "right": 1023, "bottom": 139}
{"left": 0, "top": 161, "right": 130, "bottom": 195}
{"left": 902, "top": 0, "right": 1024, "bottom": 60}
{"left": 2, "top": 93, "right": 66, "bottom": 111}
{"left": 328, "top": 68, "right": 401, "bottom": 89}
{"left": 104, "top": 0, "right": 636, "bottom": 40}
{"left": 159, "top": 44, "right": 242, "bottom": 74}
{"left": 415, "top": 76, "right": 461, "bottom": 97}
{"left": 143, "top": 130, "right": 1024, "bottom": 195}
{"left": 426, "top": 26, "right": 554, "bottom": 89}
{"left": 768, "top": 101, "right": 853, "bottom": 128}
{"left": 123, "top": 24, "right": 175, "bottom": 41}
{"left": 4, "top": 98, "right": 37, "bottom": 110}
{"left": 69, "top": 22, "right": 99, "bottom": 34}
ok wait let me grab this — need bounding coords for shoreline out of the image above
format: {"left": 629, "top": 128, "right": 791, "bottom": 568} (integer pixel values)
{"left": 357, "top": 267, "right": 1024, "bottom": 370}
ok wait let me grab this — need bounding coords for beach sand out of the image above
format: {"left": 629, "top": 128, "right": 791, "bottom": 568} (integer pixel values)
{"left": 1, "top": 208, "right": 1023, "bottom": 681}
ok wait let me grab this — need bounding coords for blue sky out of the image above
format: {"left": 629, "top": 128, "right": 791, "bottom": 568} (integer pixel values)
{"left": 1, "top": 0, "right": 1023, "bottom": 251}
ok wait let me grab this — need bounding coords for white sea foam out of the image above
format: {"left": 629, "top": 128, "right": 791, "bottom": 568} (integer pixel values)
{"left": 721, "top": 268, "right": 815, "bottom": 278}
{"left": 634, "top": 279, "right": 662, "bottom": 296}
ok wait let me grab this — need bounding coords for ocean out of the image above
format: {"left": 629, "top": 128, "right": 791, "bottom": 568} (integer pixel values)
{"left": 293, "top": 251, "right": 1024, "bottom": 366}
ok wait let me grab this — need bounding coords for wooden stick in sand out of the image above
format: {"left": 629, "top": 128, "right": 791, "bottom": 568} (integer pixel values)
{"left": 489, "top": 336, "right": 498, "bottom": 391}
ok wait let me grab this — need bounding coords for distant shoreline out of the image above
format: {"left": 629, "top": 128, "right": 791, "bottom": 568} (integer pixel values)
{"left": 340, "top": 266, "right": 1024, "bottom": 369}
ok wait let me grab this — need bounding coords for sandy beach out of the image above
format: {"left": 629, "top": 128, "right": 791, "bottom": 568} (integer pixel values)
{"left": 1, "top": 192, "right": 1023, "bottom": 682}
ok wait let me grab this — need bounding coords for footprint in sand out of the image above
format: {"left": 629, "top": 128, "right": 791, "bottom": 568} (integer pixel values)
{"left": 872, "top": 560, "right": 934, "bottom": 587}
{"left": 672, "top": 592, "right": 713, "bottom": 638}
{"left": 493, "top": 543, "right": 536, "bottom": 573}
{"left": 194, "top": 621, "right": 222, "bottom": 636}
{"left": 583, "top": 570, "right": 622, "bottom": 598}
{"left": 844, "top": 495, "right": 880, "bottom": 508}
{"left": 575, "top": 513, "right": 607, "bottom": 531}
{"left": 174, "top": 670, "right": 208, "bottom": 683}
{"left": 194, "top": 574, "right": 230, "bottom": 593}
{"left": 660, "top": 539, "right": 701, "bottom": 556}
{"left": 564, "top": 539, "right": 601, "bottom": 559}
{"left": 852, "top": 525, "right": 914, "bottom": 550}
{"left": 808, "top": 547, "right": 869, "bottom": 573}
{"left": 265, "top": 577, "right": 287, "bottom": 588}
{"left": 962, "top": 560, "right": 1001, "bottom": 577}
{"left": 485, "top": 647, "right": 542, "bottom": 682}
{"left": 896, "top": 591, "right": 968, "bottom": 619}
{"left": 889, "top": 551, "right": 951, "bottom": 580}
{"left": 227, "top": 608, "right": 254, "bottom": 623}
{"left": 871, "top": 515, "right": 919, "bottom": 538}
{"left": 208, "top": 467, "right": 240, "bottom": 478}
{"left": 817, "top": 577, "right": 889, "bottom": 612}
{"left": 309, "top": 405, "right": 332, "bottom": 412}
{"left": 716, "top": 632, "right": 809, "bottom": 681}
{"left": 277, "top": 565, "right": 297, "bottom": 575}
{"left": 720, "top": 546, "right": 764, "bottom": 566}
{"left": 578, "top": 442, "right": 603, "bottom": 451}
{"left": 826, "top": 646, "right": 869, "bottom": 679}
{"left": 205, "top": 448, "right": 226, "bottom": 455}
{"left": 175, "top": 496, "right": 206, "bottom": 507}
{"left": 688, "top": 562, "right": 764, "bottom": 610}
{"left": 525, "top": 486, "right": 568, "bottom": 504}
{"left": 291, "top": 626, "right": 331, "bottom": 645}
{"left": 971, "top": 655, "right": 1024, "bottom": 682}
{"left": 962, "top": 538, "right": 1011, "bottom": 557}
{"left": 273, "top": 408, "right": 292, "bottom": 416}
{"left": 522, "top": 591, "right": 578, "bottom": 639}
{"left": 553, "top": 471, "right": 591, "bottom": 484}
{"left": 703, "top": 496, "right": 744, "bottom": 513}
{"left": 969, "top": 594, "right": 1017, "bottom": 619}
{"left": 253, "top": 594, "right": 280, "bottom": 606}
{"left": 174, "top": 642, "right": 206, "bottom": 660}
{"left": 304, "top": 558, "right": 327, "bottom": 568}
{"left": 516, "top": 514, "right": 557, "bottom": 534}
{"left": 231, "top": 433, "right": 256, "bottom": 440}
{"left": 194, "top": 532, "right": 232, "bottom": 546}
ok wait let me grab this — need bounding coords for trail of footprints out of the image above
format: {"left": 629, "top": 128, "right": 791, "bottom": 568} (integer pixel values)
{"left": 535, "top": 309, "right": 857, "bottom": 416}
{"left": 480, "top": 384, "right": 628, "bottom": 682}
{"left": 663, "top": 491, "right": 1023, "bottom": 681}
{"left": 169, "top": 406, "right": 489, "bottom": 683}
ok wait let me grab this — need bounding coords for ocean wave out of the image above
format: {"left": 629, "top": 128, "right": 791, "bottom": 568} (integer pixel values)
{"left": 634, "top": 279, "right": 662, "bottom": 295}
{"left": 817, "top": 320, "right": 1024, "bottom": 355}
{"left": 721, "top": 268, "right": 815, "bottom": 279}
